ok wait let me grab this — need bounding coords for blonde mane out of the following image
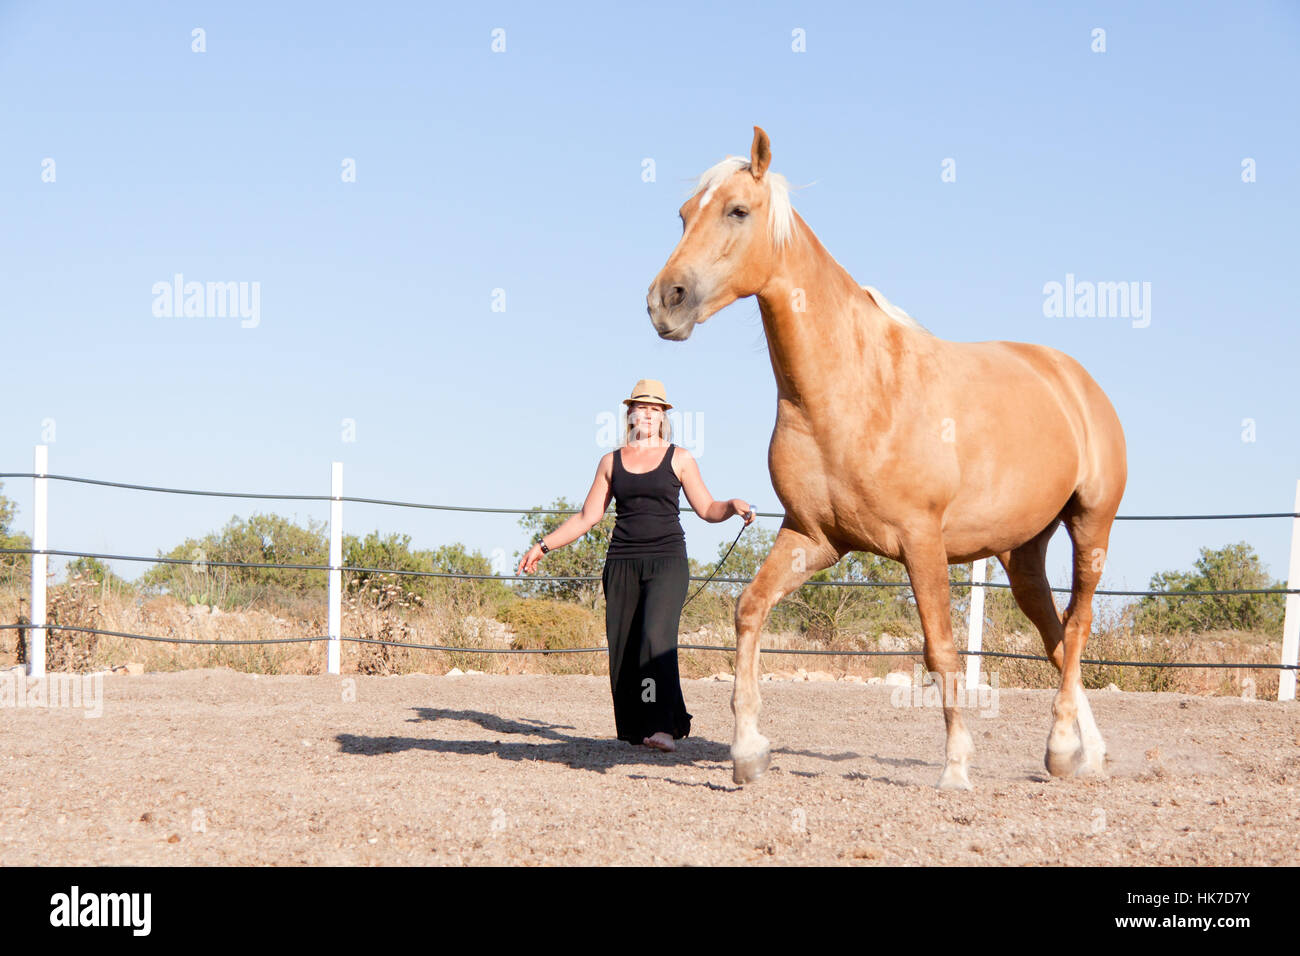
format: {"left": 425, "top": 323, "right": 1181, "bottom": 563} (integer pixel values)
{"left": 862, "top": 284, "right": 928, "bottom": 332}
{"left": 687, "top": 156, "right": 795, "bottom": 249}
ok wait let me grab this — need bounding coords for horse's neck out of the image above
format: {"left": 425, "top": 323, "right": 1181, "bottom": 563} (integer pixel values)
{"left": 756, "top": 215, "right": 900, "bottom": 410}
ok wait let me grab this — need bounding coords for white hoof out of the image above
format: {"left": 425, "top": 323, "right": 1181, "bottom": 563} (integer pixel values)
{"left": 732, "top": 737, "right": 771, "bottom": 785}
{"left": 1045, "top": 726, "right": 1081, "bottom": 778}
{"left": 1075, "top": 747, "right": 1107, "bottom": 778}
{"left": 937, "top": 763, "right": 973, "bottom": 790}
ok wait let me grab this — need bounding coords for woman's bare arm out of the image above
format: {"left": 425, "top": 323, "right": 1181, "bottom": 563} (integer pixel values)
{"left": 678, "top": 448, "right": 750, "bottom": 523}
{"left": 516, "top": 455, "right": 613, "bottom": 574}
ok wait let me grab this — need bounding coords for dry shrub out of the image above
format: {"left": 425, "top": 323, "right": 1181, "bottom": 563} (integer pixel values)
{"left": 345, "top": 576, "right": 421, "bottom": 675}
{"left": 0, "top": 577, "right": 1286, "bottom": 696}
{"left": 978, "top": 628, "right": 1059, "bottom": 689}
{"left": 497, "top": 599, "right": 605, "bottom": 676}
{"left": 676, "top": 623, "right": 735, "bottom": 679}
{"left": 340, "top": 575, "right": 513, "bottom": 676}
{"left": 33, "top": 573, "right": 103, "bottom": 672}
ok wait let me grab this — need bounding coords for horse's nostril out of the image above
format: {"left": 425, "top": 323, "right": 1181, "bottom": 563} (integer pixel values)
{"left": 666, "top": 285, "right": 687, "bottom": 308}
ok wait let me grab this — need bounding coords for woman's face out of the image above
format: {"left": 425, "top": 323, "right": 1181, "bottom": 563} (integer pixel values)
{"left": 628, "top": 401, "right": 667, "bottom": 439}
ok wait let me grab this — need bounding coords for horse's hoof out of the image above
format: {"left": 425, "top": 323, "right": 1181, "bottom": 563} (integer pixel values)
{"left": 937, "top": 765, "right": 973, "bottom": 790}
{"left": 1075, "top": 751, "right": 1107, "bottom": 778}
{"left": 1045, "top": 747, "right": 1079, "bottom": 778}
{"left": 732, "top": 746, "right": 771, "bottom": 785}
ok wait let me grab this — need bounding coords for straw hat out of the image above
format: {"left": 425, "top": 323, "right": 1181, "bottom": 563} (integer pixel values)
{"left": 622, "top": 379, "right": 673, "bottom": 409}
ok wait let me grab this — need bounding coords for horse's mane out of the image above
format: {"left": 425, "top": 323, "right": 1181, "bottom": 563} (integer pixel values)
{"left": 862, "top": 285, "right": 928, "bottom": 333}
{"left": 689, "top": 158, "right": 927, "bottom": 334}
{"left": 688, "top": 156, "right": 795, "bottom": 250}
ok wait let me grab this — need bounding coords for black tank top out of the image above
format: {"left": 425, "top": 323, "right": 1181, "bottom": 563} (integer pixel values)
{"left": 606, "top": 443, "right": 687, "bottom": 559}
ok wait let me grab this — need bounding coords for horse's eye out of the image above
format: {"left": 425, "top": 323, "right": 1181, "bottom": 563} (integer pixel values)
{"left": 729, "top": 207, "right": 749, "bottom": 219}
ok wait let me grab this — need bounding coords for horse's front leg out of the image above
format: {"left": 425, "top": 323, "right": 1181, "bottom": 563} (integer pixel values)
{"left": 732, "top": 523, "right": 840, "bottom": 784}
{"left": 903, "top": 537, "right": 975, "bottom": 790}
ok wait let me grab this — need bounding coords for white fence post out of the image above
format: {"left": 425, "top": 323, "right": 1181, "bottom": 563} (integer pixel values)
{"left": 965, "top": 558, "right": 986, "bottom": 690}
{"left": 1279, "top": 479, "right": 1300, "bottom": 702}
{"left": 27, "top": 445, "right": 48, "bottom": 679}
{"left": 328, "top": 461, "right": 343, "bottom": 675}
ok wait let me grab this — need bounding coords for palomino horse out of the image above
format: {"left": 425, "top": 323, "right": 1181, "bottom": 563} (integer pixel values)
{"left": 646, "top": 127, "right": 1127, "bottom": 789}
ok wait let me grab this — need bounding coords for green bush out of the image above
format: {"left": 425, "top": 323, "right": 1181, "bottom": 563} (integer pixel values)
{"left": 1134, "top": 541, "right": 1285, "bottom": 635}
{"left": 140, "top": 512, "right": 329, "bottom": 607}
{"left": 65, "top": 555, "right": 133, "bottom": 595}
{"left": 515, "top": 498, "right": 613, "bottom": 610}
{"left": 0, "top": 481, "right": 32, "bottom": 588}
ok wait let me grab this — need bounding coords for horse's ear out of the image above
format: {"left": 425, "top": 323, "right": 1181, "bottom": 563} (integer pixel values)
{"left": 750, "top": 126, "right": 771, "bottom": 180}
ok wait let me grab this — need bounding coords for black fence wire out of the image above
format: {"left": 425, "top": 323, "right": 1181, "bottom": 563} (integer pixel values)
{"left": 0, "top": 623, "right": 1294, "bottom": 670}
{"left": 2, "top": 469, "right": 1296, "bottom": 673}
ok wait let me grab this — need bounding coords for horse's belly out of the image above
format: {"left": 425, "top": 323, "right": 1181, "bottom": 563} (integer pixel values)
{"left": 938, "top": 418, "right": 1080, "bottom": 558}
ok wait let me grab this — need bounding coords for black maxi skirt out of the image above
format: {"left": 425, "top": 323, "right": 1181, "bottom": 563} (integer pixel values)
{"left": 601, "top": 555, "right": 693, "bottom": 743}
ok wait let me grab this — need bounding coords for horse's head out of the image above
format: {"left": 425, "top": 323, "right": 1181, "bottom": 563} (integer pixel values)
{"left": 647, "top": 126, "right": 795, "bottom": 340}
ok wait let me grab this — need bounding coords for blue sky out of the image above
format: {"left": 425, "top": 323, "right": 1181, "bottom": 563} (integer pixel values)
{"left": 2, "top": 0, "right": 1298, "bottom": 601}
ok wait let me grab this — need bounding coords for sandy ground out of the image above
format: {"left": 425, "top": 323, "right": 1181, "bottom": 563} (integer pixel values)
{"left": 1, "top": 670, "right": 1297, "bottom": 866}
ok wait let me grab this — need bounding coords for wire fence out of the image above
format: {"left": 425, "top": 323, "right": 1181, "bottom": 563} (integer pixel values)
{"left": 3, "top": 545, "right": 1299, "bottom": 597}
{"left": 4, "top": 465, "right": 1299, "bottom": 684}
{"left": 2, "top": 471, "right": 1299, "bottom": 522}
{"left": 0, "top": 621, "right": 1295, "bottom": 670}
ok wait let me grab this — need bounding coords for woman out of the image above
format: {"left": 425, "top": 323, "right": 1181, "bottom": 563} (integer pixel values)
{"left": 516, "top": 379, "right": 754, "bottom": 752}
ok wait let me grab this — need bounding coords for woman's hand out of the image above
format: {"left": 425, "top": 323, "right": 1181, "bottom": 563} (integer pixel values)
{"left": 729, "top": 499, "right": 755, "bottom": 526}
{"left": 517, "top": 544, "right": 545, "bottom": 575}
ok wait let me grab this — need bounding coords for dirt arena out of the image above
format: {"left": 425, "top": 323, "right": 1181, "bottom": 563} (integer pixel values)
{"left": 1, "top": 669, "right": 1296, "bottom": 866}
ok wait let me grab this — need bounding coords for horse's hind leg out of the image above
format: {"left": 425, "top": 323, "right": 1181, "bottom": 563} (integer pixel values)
{"left": 1046, "top": 502, "right": 1116, "bottom": 778}
{"left": 731, "top": 523, "right": 840, "bottom": 784}
{"left": 996, "top": 520, "right": 1066, "bottom": 674}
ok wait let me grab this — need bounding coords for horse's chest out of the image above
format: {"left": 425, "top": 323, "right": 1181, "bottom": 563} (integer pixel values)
{"left": 768, "top": 417, "right": 896, "bottom": 545}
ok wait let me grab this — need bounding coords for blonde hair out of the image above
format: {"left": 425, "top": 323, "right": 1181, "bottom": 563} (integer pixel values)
{"left": 623, "top": 403, "right": 672, "bottom": 447}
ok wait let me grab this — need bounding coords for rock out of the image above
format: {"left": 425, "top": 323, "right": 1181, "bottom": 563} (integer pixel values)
{"left": 866, "top": 677, "right": 883, "bottom": 685}
{"left": 125, "top": 662, "right": 144, "bottom": 676}
{"left": 459, "top": 616, "right": 513, "bottom": 645}
{"left": 806, "top": 670, "right": 835, "bottom": 682}
{"left": 840, "top": 675, "right": 864, "bottom": 683}
{"left": 1106, "top": 683, "right": 1121, "bottom": 692}
{"left": 710, "top": 672, "right": 734, "bottom": 682}
{"left": 445, "top": 667, "right": 465, "bottom": 677}
{"left": 792, "top": 668, "right": 809, "bottom": 682}
{"left": 883, "top": 671, "right": 912, "bottom": 687}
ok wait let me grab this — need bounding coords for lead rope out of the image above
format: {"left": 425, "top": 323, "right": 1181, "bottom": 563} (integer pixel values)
{"left": 680, "top": 510, "right": 754, "bottom": 609}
